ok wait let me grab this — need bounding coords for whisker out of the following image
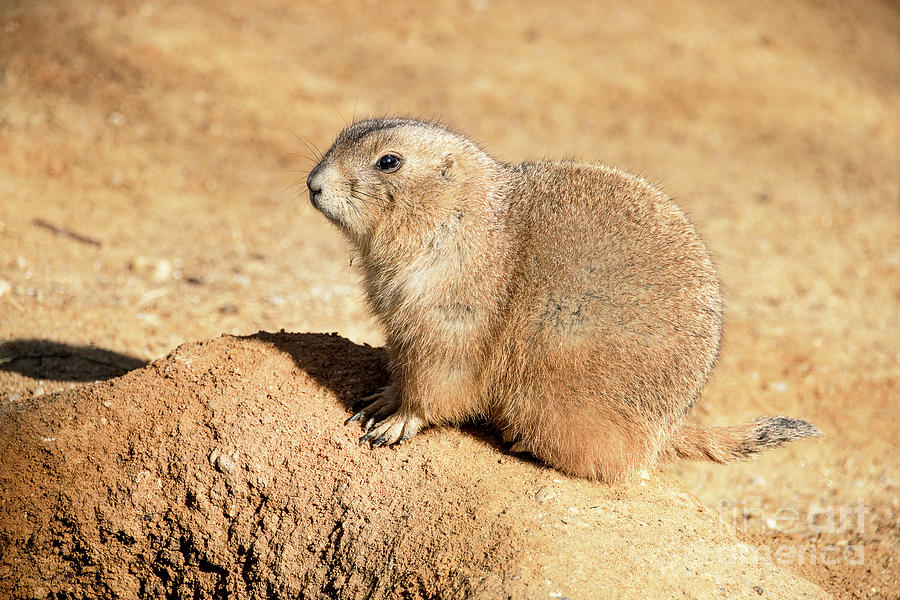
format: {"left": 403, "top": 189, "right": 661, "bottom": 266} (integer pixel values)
{"left": 358, "top": 187, "right": 392, "bottom": 204}
{"left": 285, "top": 153, "right": 318, "bottom": 165}
{"left": 351, "top": 190, "right": 389, "bottom": 210}
{"left": 281, "top": 178, "right": 310, "bottom": 196}
{"left": 332, "top": 106, "right": 349, "bottom": 128}
{"left": 291, "top": 129, "right": 323, "bottom": 162}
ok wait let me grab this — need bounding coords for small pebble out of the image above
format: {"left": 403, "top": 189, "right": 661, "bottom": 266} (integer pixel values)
{"left": 215, "top": 453, "right": 235, "bottom": 475}
{"left": 535, "top": 486, "right": 556, "bottom": 503}
{"left": 129, "top": 256, "right": 173, "bottom": 282}
{"left": 107, "top": 111, "right": 125, "bottom": 127}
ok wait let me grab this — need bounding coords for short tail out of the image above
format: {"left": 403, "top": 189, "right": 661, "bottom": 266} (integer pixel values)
{"left": 660, "top": 416, "right": 822, "bottom": 463}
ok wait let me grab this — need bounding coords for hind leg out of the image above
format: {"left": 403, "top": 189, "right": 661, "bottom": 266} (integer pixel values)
{"left": 499, "top": 398, "right": 658, "bottom": 482}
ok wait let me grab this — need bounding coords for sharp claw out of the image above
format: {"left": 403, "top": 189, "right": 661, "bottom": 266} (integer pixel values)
{"left": 350, "top": 385, "right": 406, "bottom": 448}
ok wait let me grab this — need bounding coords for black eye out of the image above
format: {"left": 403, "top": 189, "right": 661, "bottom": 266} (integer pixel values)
{"left": 375, "top": 154, "right": 402, "bottom": 172}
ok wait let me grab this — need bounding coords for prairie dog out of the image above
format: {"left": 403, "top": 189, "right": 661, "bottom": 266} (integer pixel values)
{"left": 305, "top": 117, "right": 820, "bottom": 481}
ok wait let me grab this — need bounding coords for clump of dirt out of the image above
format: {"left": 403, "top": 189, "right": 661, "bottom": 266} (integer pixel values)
{"left": 0, "top": 332, "right": 826, "bottom": 599}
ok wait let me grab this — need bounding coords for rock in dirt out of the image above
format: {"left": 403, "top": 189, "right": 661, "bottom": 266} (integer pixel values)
{"left": 0, "top": 332, "right": 827, "bottom": 599}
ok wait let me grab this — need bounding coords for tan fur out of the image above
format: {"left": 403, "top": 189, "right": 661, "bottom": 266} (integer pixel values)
{"left": 306, "top": 117, "right": 820, "bottom": 481}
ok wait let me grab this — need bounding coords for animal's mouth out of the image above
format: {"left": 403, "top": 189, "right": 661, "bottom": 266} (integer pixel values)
{"left": 308, "top": 189, "right": 321, "bottom": 210}
{"left": 308, "top": 184, "right": 343, "bottom": 227}
{"left": 310, "top": 195, "right": 347, "bottom": 228}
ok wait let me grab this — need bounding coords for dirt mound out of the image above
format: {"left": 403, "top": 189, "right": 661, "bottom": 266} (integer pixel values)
{"left": 0, "top": 332, "right": 827, "bottom": 599}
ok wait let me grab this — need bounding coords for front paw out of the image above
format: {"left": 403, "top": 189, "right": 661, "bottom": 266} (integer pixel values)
{"left": 346, "top": 386, "right": 424, "bottom": 447}
{"left": 360, "top": 411, "right": 425, "bottom": 447}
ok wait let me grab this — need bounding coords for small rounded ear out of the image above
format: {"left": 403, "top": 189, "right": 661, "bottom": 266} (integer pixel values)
{"left": 440, "top": 154, "right": 455, "bottom": 180}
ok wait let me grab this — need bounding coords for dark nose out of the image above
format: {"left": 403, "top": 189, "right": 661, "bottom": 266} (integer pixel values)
{"left": 306, "top": 169, "right": 321, "bottom": 194}
{"left": 307, "top": 165, "right": 323, "bottom": 206}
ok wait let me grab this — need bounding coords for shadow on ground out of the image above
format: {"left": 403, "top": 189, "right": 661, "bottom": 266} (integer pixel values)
{"left": 257, "top": 330, "right": 389, "bottom": 411}
{"left": 256, "top": 330, "right": 508, "bottom": 455}
{"left": 0, "top": 339, "right": 148, "bottom": 381}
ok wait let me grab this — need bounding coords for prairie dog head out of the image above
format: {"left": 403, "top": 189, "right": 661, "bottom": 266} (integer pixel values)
{"left": 306, "top": 118, "right": 501, "bottom": 243}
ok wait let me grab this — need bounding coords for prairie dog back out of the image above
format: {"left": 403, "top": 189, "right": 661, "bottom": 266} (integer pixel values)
{"left": 485, "top": 161, "right": 722, "bottom": 477}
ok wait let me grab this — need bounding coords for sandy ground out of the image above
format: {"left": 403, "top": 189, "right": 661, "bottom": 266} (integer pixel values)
{"left": 0, "top": 0, "right": 897, "bottom": 597}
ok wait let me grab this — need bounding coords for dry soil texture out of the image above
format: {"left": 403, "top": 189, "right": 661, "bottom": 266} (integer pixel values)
{"left": 0, "top": 333, "right": 828, "bottom": 599}
{"left": 0, "top": 0, "right": 897, "bottom": 599}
